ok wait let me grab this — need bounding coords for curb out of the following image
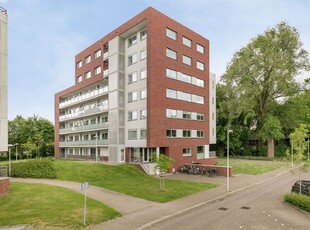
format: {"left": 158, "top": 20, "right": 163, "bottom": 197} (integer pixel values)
{"left": 284, "top": 201, "right": 310, "bottom": 216}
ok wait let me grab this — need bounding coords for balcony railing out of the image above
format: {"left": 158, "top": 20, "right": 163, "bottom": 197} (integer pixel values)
{"left": 59, "top": 139, "right": 108, "bottom": 147}
{"left": 59, "top": 122, "right": 109, "bottom": 134}
{"left": 103, "top": 69, "right": 109, "bottom": 76}
{"left": 103, "top": 51, "right": 109, "bottom": 59}
{"left": 59, "top": 86, "right": 108, "bottom": 109}
{"left": 59, "top": 105, "right": 108, "bottom": 121}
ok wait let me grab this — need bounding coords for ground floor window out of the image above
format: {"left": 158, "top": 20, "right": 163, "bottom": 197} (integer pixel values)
{"left": 197, "top": 146, "right": 205, "bottom": 159}
{"left": 183, "top": 148, "right": 192, "bottom": 156}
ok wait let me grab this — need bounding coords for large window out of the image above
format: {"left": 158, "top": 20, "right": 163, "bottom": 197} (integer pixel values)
{"left": 166, "top": 89, "right": 177, "bottom": 99}
{"left": 183, "top": 130, "right": 191, "bottom": 138}
{"left": 166, "top": 48, "right": 177, "bottom": 60}
{"left": 128, "top": 72, "right": 137, "bottom": 84}
{"left": 140, "top": 89, "right": 147, "bottom": 99}
{"left": 128, "top": 91, "right": 138, "bottom": 103}
{"left": 166, "top": 28, "right": 177, "bottom": 40}
{"left": 140, "top": 109, "right": 147, "bottom": 119}
{"left": 140, "top": 129, "right": 147, "bottom": 139}
{"left": 140, "top": 30, "right": 147, "bottom": 40}
{"left": 166, "top": 109, "right": 177, "bottom": 118}
{"left": 140, "top": 69, "right": 147, "bottom": 80}
{"left": 197, "top": 130, "right": 204, "bottom": 138}
{"left": 182, "top": 37, "right": 192, "bottom": 47}
{"left": 166, "top": 68, "right": 177, "bottom": 79}
{"left": 183, "top": 148, "right": 192, "bottom": 156}
{"left": 95, "top": 49, "right": 101, "bottom": 59}
{"left": 166, "top": 129, "right": 176, "bottom": 138}
{"left": 94, "top": 66, "right": 101, "bottom": 75}
{"left": 128, "top": 35, "right": 137, "bottom": 47}
{"left": 85, "top": 55, "right": 91, "bottom": 64}
{"left": 128, "top": 53, "right": 138, "bottom": 65}
{"left": 76, "top": 76, "right": 82, "bottom": 83}
{"left": 128, "top": 130, "right": 137, "bottom": 140}
{"left": 77, "top": 61, "right": 82, "bottom": 69}
{"left": 128, "top": 110, "right": 138, "bottom": 121}
{"left": 166, "top": 89, "right": 204, "bottom": 104}
{"left": 140, "top": 49, "right": 146, "bottom": 60}
{"left": 85, "top": 71, "right": 91, "bottom": 79}
{"left": 197, "top": 61, "right": 205, "bottom": 70}
{"left": 197, "top": 44, "right": 205, "bottom": 53}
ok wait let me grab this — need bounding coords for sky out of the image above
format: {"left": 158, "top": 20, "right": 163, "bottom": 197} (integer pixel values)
{"left": 0, "top": 0, "right": 309, "bottom": 123}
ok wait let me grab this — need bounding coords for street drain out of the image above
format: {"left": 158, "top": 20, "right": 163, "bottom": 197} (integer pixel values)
{"left": 241, "top": 206, "right": 251, "bottom": 210}
{"left": 219, "top": 207, "right": 228, "bottom": 211}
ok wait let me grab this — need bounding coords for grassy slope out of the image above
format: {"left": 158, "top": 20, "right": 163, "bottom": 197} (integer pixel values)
{"left": 0, "top": 183, "right": 121, "bottom": 229}
{"left": 55, "top": 160, "right": 217, "bottom": 203}
{"left": 216, "top": 158, "right": 288, "bottom": 175}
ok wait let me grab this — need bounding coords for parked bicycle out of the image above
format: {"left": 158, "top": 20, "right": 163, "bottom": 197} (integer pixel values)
{"left": 207, "top": 168, "right": 219, "bottom": 177}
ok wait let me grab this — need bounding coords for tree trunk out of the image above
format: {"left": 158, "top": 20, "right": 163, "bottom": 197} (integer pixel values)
{"left": 267, "top": 139, "right": 274, "bottom": 158}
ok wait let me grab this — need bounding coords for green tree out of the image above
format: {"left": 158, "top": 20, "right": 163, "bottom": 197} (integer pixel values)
{"left": 151, "top": 152, "right": 174, "bottom": 190}
{"left": 222, "top": 22, "right": 310, "bottom": 157}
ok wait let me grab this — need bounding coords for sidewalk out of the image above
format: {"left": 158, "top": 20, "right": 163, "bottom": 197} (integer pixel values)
{"left": 9, "top": 166, "right": 293, "bottom": 230}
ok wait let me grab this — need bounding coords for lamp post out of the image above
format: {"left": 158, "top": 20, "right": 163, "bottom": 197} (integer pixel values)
{"left": 291, "top": 138, "right": 294, "bottom": 168}
{"left": 95, "top": 135, "right": 98, "bottom": 164}
{"left": 227, "top": 129, "right": 233, "bottom": 192}
{"left": 8, "top": 144, "right": 14, "bottom": 176}
{"left": 308, "top": 134, "right": 309, "bottom": 162}
{"left": 15, "top": 143, "right": 19, "bottom": 161}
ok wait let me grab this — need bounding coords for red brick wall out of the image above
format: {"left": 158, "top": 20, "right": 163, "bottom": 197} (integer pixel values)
{"left": 0, "top": 178, "right": 10, "bottom": 196}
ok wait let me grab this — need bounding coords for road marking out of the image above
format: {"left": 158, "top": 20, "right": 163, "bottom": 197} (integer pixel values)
{"left": 274, "top": 218, "right": 278, "bottom": 222}
{"left": 281, "top": 223, "right": 285, "bottom": 226}
{"left": 240, "top": 226, "right": 243, "bottom": 229}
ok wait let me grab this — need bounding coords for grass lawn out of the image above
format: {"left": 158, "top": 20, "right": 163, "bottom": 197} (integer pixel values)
{"left": 216, "top": 158, "right": 288, "bottom": 175}
{"left": 55, "top": 160, "right": 218, "bottom": 203}
{"left": 0, "top": 182, "right": 121, "bottom": 229}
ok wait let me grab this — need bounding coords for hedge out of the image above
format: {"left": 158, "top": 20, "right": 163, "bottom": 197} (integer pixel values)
{"left": 284, "top": 193, "right": 310, "bottom": 213}
{"left": 11, "top": 158, "right": 56, "bottom": 179}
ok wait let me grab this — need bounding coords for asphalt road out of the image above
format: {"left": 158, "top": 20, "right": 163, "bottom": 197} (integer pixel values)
{"left": 145, "top": 171, "right": 310, "bottom": 230}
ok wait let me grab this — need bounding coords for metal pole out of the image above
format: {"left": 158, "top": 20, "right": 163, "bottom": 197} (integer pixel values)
{"left": 95, "top": 135, "right": 98, "bottom": 164}
{"left": 9, "top": 148, "right": 11, "bottom": 176}
{"left": 15, "top": 144, "right": 18, "bottom": 161}
{"left": 84, "top": 187, "right": 86, "bottom": 226}
{"left": 291, "top": 139, "right": 294, "bottom": 168}
{"left": 308, "top": 134, "right": 309, "bottom": 161}
{"left": 227, "top": 130, "right": 233, "bottom": 192}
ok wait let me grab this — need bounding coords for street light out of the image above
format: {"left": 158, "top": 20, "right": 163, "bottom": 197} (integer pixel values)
{"left": 227, "top": 129, "right": 233, "bottom": 192}
{"left": 8, "top": 144, "right": 14, "bottom": 176}
{"left": 15, "top": 143, "right": 19, "bottom": 161}
{"left": 291, "top": 138, "right": 294, "bottom": 168}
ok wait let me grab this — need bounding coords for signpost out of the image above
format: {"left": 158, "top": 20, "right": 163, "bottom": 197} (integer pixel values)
{"left": 81, "top": 182, "right": 89, "bottom": 226}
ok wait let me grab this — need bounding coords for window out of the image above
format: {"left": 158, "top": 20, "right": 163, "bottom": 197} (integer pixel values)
{"left": 95, "top": 66, "right": 102, "bottom": 75}
{"left": 166, "top": 28, "right": 177, "bottom": 40}
{"left": 95, "top": 49, "right": 101, "bottom": 59}
{"left": 195, "top": 78, "right": 204, "bottom": 87}
{"left": 166, "top": 68, "right": 177, "bottom": 79}
{"left": 140, "top": 49, "right": 146, "bottom": 60}
{"left": 128, "top": 130, "right": 137, "bottom": 140}
{"left": 85, "top": 71, "right": 91, "bottom": 79}
{"left": 182, "top": 37, "right": 192, "bottom": 47}
{"left": 197, "top": 130, "right": 204, "bottom": 138}
{"left": 196, "top": 95, "right": 204, "bottom": 104}
{"left": 182, "top": 111, "right": 191, "bottom": 119}
{"left": 128, "top": 35, "right": 137, "bottom": 47}
{"left": 166, "top": 48, "right": 177, "bottom": 60}
{"left": 183, "top": 55, "right": 192, "bottom": 65}
{"left": 178, "top": 91, "right": 192, "bottom": 102}
{"left": 140, "top": 89, "right": 147, "bottom": 99}
{"left": 77, "top": 61, "right": 82, "bottom": 68}
{"left": 83, "top": 134, "right": 89, "bottom": 141}
{"left": 128, "top": 72, "right": 137, "bottom": 84}
{"left": 197, "top": 113, "right": 205, "bottom": 121}
{"left": 197, "top": 61, "right": 205, "bottom": 70}
{"left": 140, "top": 109, "right": 147, "bottom": 119}
{"left": 183, "top": 130, "right": 191, "bottom": 138}
{"left": 85, "top": 55, "right": 91, "bottom": 64}
{"left": 180, "top": 73, "right": 192, "bottom": 84}
{"left": 212, "top": 112, "right": 215, "bottom": 120}
{"left": 140, "top": 69, "right": 147, "bottom": 80}
{"left": 197, "top": 44, "right": 205, "bottom": 53}
{"left": 76, "top": 76, "right": 82, "bottom": 83}
{"left": 128, "top": 53, "right": 138, "bottom": 65}
{"left": 140, "top": 129, "right": 147, "bottom": 139}
{"left": 140, "top": 30, "right": 147, "bottom": 40}
{"left": 183, "top": 148, "right": 192, "bottom": 156}
{"left": 166, "top": 89, "right": 177, "bottom": 99}
{"left": 128, "top": 91, "right": 138, "bottom": 103}
{"left": 166, "top": 129, "right": 176, "bottom": 138}
{"left": 166, "top": 109, "right": 177, "bottom": 118}
{"left": 102, "top": 116, "right": 108, "bottom": 123}
{"left": 128, "top": 110, "right": 138, "bottom": 121}
{"left": 91, "top": 118, "right": 96, "bottom": 125}
{"left": 197, "top": 146, "right": 204, "bottom": 154}
{"left": 102, "top": 133, "right": 108, "bottom": 139}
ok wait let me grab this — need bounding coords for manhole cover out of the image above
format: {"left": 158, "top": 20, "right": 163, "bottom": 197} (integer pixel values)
{"left": 219, "top": 207, "right": 228, "bottom": 211}
{"left": 241, "top": 206, "right": 251, "bottom": 210}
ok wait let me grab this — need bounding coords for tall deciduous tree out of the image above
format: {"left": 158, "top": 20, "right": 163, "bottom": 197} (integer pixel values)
{"left": 222, "top": 22, "right": 310, "bottom": 157}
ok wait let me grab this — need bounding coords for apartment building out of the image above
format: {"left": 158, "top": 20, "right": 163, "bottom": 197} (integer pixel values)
{"left": 0, "top": 7, "right": 8, "bottom": 152}
{"left": 54, "top": 7, "right": 216, "bottom": 169}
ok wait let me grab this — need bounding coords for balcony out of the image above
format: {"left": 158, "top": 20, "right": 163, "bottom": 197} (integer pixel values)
{"left": 59, "top": 139, "right": 108, "bottom": 147}
{"left": 59, "top": 86, "right": 108, "bottom": 109}
{"left": 59, "top": 105, "right": 108, "bottom": 121}
{"left": 59, "top": 122, "right": 109, "bottom": 134}
{"left": 103, "top": 51, "right": 109, "bottom": 59}
{"left": 103, "top": 69, "right": 109, "bottom": 76}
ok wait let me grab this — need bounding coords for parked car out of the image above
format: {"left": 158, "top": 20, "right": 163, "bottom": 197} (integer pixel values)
{"left": 291, "top": 180, "right": 310, "bottom": 196}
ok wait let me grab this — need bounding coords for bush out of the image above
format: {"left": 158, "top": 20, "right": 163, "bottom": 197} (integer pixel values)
{"left": 11, "top": 158, "right": 56, "bottom": 179}
{"left": 284, "top": 193, "right": 310, "bottom": 213}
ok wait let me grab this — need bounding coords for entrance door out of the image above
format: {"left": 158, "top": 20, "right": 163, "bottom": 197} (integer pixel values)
{"left": 90, "top": 148, "right": 96, "bottom": 160}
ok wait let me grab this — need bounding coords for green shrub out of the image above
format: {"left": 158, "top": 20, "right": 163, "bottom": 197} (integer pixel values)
{"left": 11, "top": 158, "right": 56, "bottom": 179}
{"left": 284, "top": 193, "right": 310, "bottom": 213}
